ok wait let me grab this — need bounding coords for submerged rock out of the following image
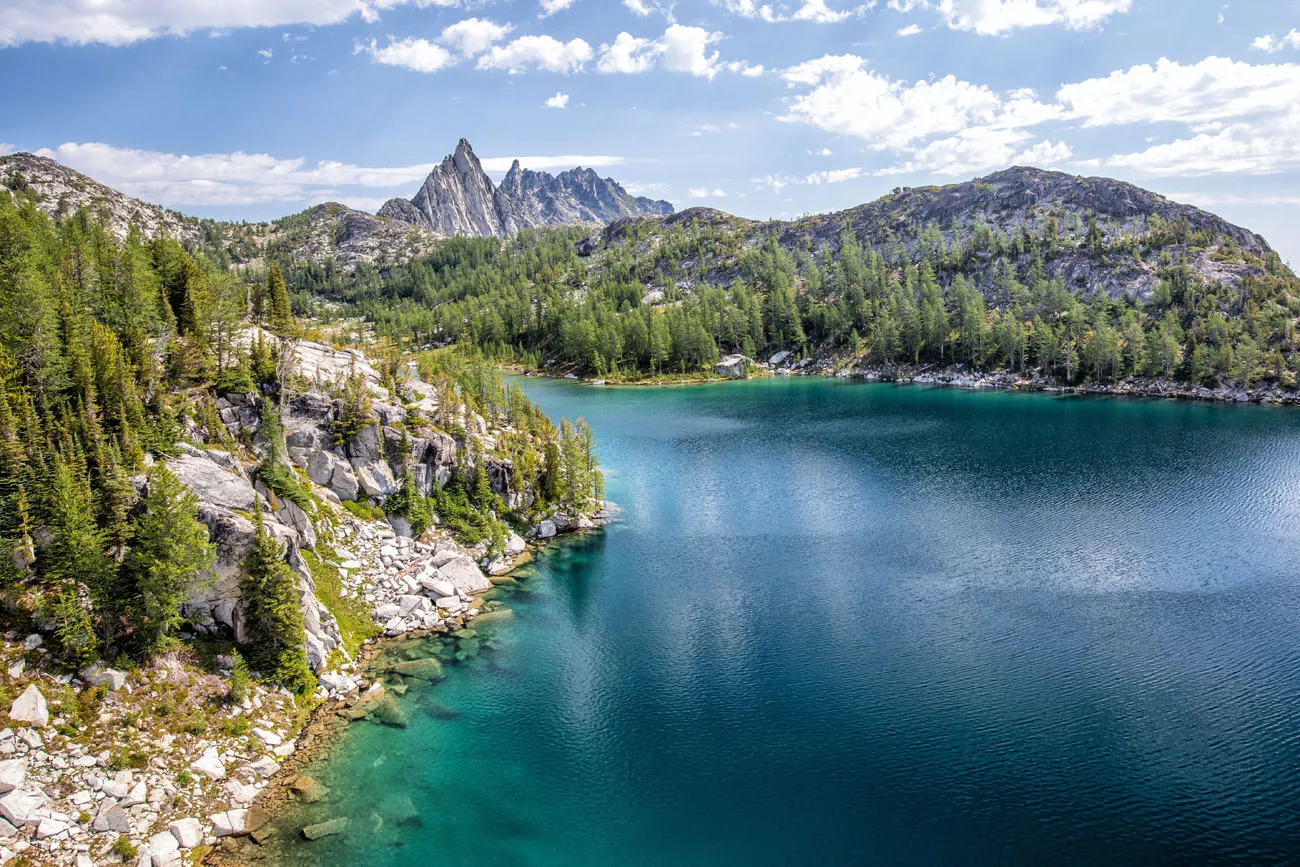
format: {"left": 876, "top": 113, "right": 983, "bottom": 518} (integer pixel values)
{"left": 302, "top": 816, "right": 349, "bottom": 840}
{"left": 387, "top": 658, "right": 444, "bottom": 681}
{"left": 290, "top": 776, "right": 330, "bottom": 804}
{"left": 369, "top": 696, "right": 409, "bottom": 728}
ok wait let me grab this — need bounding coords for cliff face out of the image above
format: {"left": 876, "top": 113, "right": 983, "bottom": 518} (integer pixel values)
{"left": 406, "top": 139, "right": 506, "bottom": 237}
{"left": 781, "top": 166, "right": 1271, "bottom": 260}
{"left": 170, "top": 332, "right": 522, "bottom": 672}
{"left": 495, "top": 161, "right": 674, "bottom": 234}
{"left": 382, "top": 139, "right": 674, "bottom": 239}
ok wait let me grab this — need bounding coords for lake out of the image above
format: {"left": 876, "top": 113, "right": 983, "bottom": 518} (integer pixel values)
{"left": 259, "top": 378, "right": 1300, "bottom": 866}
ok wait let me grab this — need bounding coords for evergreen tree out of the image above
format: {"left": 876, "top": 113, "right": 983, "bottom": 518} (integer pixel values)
{"left": 268, "top": 262, "right": 294, "bottom": 334}
{"left": 53, "top": 581, "right": 100, "bottom": 669}
{"left": 240, "top": 510, "right": 314, "bottom": 694}
{"left": 43, "top": 456, "right": 112, "bottom": 607}
{"left": 125, "top": 465, "right": 216, "bottom": 654}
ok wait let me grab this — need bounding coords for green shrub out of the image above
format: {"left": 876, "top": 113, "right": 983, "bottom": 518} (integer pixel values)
{"left": 226, "top": 651, "right": 251, "bottom": 705}
{"left": 340, "top": 499, "right": 385, "bottom": 522}
{"left": 255, "top": 463, "right": 313, "bottom": 512}
{"left": 111, "top": 837, "right": 139, "bottom": 860}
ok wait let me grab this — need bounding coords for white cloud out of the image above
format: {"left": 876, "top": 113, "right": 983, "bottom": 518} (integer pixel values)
{"left": 257, "top": 48, "right": 273, "bottom": 59}
{"left": 359, "top": 36, "right": 455, "bottom": 73}
{"left": 1250, "top": 30, "right": 1300, "bottom": 53}
{"left": 780, "top": 55, "right": 1058, "bottom": 150}
{"left": 623, "top": 0, "right": 658, "bottom": 15}
{"left": 896, "top": 0, "right": 1130, "bottom": 35}
{"left": 780, "top": 51, "right": 1300, "bottom": 179}
{"left": 0, "top": 0, "right": 464, "bottom": 47}
{"left": 0, "top": 144, "right": 16, "bottom": 156}
{"left": 545, "top": 91, "right": 571, "bottom": 108}
{"left": 476, "top": 35, "right": 593, "bottom": 73}
{"left": 598, "top": 24, "right": 760, "bottom": 79}
{"left": 688, "top": 187, "right": 727, "bottom": 198}
{"left": 711, "top": 0, "right": 861, "bottom": 23}
{"left": 897, "top": 23, "right": 923, "bottom": 35}
{"left": 1105, "top": 121, "right": 1300, "bottom": 176}
{"left": 1162, "top": 191, "right": 1300, "bottom": 208}
{"left": 1056, "top": 56, "right": 1300, "bottom": 128}
{"left": 539, "top": 0, "right": 576, "bottom": 16}
{"left": 26, "top": 142, "right": 626, "bottom": 208}
{"left": 753, "top": 166, "right": 865, "bottom": 190}
{"left": 597, "top": 32, "right": 659, "bottom": 74}
{"left": 659, "top": 24, "right": 723, "bottom": 78}
{"left": 439, "top": 18, "right": 512, "bottom": 56}
{"left": 806, "top": 167, "right": 864, "bottom": 183}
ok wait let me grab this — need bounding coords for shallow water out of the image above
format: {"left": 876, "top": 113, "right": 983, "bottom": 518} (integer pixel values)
{"left": 262, "top": 379, "right": 1300, "bottom": 866}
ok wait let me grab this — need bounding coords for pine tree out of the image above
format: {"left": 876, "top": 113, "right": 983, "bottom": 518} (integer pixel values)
{"left": 53, "top": 581, "right": 100, "bottom": 669}
{"left": 541, "top": 440, "right": 563, "bottom": 504}
{"left": 268, "top": 262, "right": 293, "bottom": 335}
{"left": 240, "top": 510, "right": 314, "bottom": 694}
{"left": 125, "top": 465, "right": 216, "bottom": 654}
{"left": 44, "top": 456, "right": 112, "bottom": 603}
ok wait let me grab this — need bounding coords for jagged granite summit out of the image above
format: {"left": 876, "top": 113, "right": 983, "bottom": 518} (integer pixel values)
{"left": 0, "top": 140, "right": 672, "bottom": 271}
{"left": 379, "top": 139, "right": 673, "bottom": 238}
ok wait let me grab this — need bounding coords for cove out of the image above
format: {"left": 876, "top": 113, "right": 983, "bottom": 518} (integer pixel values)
{"left": 257, "top": 377, "right": 1300, "bottom": 866}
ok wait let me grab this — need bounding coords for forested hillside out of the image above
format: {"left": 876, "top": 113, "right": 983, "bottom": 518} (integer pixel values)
{"left": 0, "top": 187, "right": 600, "bottom": 685}
{"left": 287, "top": 168, "right": 1300, "bottom": 393}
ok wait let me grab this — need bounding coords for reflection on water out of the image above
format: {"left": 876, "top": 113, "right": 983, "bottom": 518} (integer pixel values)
{"left": 255, "top": 378, "right": 1300, "bottom": 867}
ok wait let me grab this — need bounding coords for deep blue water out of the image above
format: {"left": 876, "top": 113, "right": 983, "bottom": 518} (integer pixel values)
{"left": 263, "top": 378, "right": 1300, "bottom": 866}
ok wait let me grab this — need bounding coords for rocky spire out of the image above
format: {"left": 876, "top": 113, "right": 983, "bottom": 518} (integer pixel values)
{"left": 385, "top": 140, "right": 675, "bottom": 239}
{"left": 409, "top": 139, "right": 504, "bottom": 238}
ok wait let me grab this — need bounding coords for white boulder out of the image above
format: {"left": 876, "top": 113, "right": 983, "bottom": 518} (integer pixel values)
{"left": 169, "top": 817, "right": 203, "bottom": 849}
{"left": 190, "top": 746, "right": 226, "bottom": 781}
{"left": 8, "top": 686, "right": 47, "bottom": 729}
{"left": 148, "top": 828, "right": 182, "bottom": 863}
{"left": 0, "top": 789, "right": 44, "bottom": 827}
{"left": 0, "top": 760, "right": 25, "bottom": 794}
{"left": 211, "top": 808, "right": 249, "bottom": 837}
{"left": 438, "top": 554, "right": 490, "bottom": 594}
{"left": 252, "top": 728, "right": 283, "bottom": 747}
{"left": 246, "top": 756, "right": 281, "bottom": 779}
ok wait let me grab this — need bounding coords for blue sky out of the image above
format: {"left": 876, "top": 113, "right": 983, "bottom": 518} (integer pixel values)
{"left": 2, "top": 0, "right": 1299, "bottom": 261}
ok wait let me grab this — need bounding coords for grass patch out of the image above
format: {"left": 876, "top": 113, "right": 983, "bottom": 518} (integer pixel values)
{"left": 301, "top": 545, "right": 380, "bottom": 657}
{"left": 340, "top": 499, "right": 385, "bottom": 522}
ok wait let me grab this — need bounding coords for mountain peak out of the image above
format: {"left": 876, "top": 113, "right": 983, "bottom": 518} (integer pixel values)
{"left": 383, "top": 140, "right": 674, "bottom": 239}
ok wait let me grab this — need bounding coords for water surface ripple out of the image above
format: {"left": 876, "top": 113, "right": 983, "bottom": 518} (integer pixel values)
{"left": 261, "top": 379, "right": 1300, "bottom": 866}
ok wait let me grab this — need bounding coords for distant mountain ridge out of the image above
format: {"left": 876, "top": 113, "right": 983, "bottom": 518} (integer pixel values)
{"left": 598, "top": 166, "right": 1276, "bottom": 300}
{"left": 0, "top": 140, "right": 673, "bottom": 270}
{"left": 0, "top": 150, "right": 1280, "bottom": 299}
{"left": 379, "top": 139, "right": 673, "bottom": 238}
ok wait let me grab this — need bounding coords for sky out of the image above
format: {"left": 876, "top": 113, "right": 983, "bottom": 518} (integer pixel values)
{"left": 1, "top": 0, "right": 1299, "bottom": 261}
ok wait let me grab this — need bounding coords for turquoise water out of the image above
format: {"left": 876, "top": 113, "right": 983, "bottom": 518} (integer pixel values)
{"left": 261, "top": 379, "right": 1300, "bottom": 866}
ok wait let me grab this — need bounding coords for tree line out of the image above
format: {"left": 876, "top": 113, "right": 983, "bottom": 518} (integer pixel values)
{"left": 288, "top": 214, "right": 1298, "bottom": 388}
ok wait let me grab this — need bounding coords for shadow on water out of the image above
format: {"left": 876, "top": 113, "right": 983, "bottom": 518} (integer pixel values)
{"left": 544, "top": 530, "right": 609, "bottom": 625}
{"left": 255, "top": 378, "right": 1300, "bottom": 867}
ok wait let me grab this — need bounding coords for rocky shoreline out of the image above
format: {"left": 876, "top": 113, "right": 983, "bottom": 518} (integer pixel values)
{"left": 201, "top": 501, "right": 607, "bottom": 866}
{"left": 0, "top": 327, "right": 609, "bottom": 867}
{"left": 527, "top": 355, "right": 1300, "bottom": 407}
